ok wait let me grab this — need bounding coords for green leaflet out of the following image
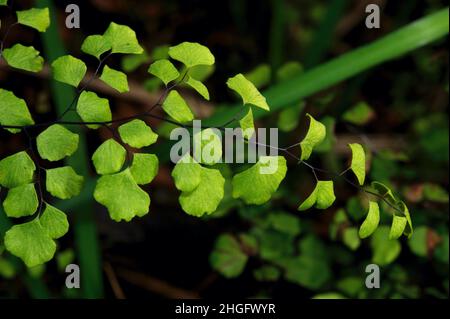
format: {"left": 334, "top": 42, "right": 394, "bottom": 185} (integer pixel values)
{"left": 342, "top": 102, "right": 374, "bottom": 125}
{"left": 148, "top": 59, "right": 180, "bottom": 85}
{"left": 0, "top": 151, "right": 35, "bottom": 188}
{"left": 278, "top": 102, "right": 303, "bottom": 133}
{"left": 103, "top": 22, "right": 143, "bottom": 55}
{"left": 253, "top": 266, "right": 281, "bottom": 282}
{"left": 45, "top": 166, "right": 84, "bottom": 200}
{"left": 281, "top": 255, "right": 331, "bottom": 290}
{"left": 168, "top": 42, "right": 215, "bottom": 68}
{"left": 358, "top": 201, "right": 380, "bottom": 239}
{"left": 239, "top": 106, "right": 255, "bottom": 140}
{"left": 267, "top": 212, "right": 301, "bottom": 236}
{"left": 0, "top": 0, "right": 8, "bottom": 5}
{"left": 162, "top": 90, "right": 194, "bottom": 123}
{"left": 408, "top": 226, "right": 428, "bottom": 257}
{"left": 300, "top": 114, "right": 326, "bottom": 161}
{"left": 130, "top": 153, "right": 159, "bottom": 185}
{"left": 36, "top": 124, "right": 79, "bottom": 161}
{"left": 94, "top": 169, "right": 150, "bottom": 222}
{"left": 123, "top": 50, "right": 150, "bottom": 72}
{"left": 232, "top": 156, "right": 287, "bottom": 205}
{"left": 227, "top": 73, "right": 270, "bottom": 111}
{"left": 2, "top": 44, "right": 44, "bottom": 72}
{"left": 81, "top": 34, "right": 112, "bottom": 60}
{"left": 51, "top": 55, "right": 87, "bottom": 87}
{"left": 118, "top": 119, "right": 158, "bottom": 148}
{"left": 171, "top": 154, "right": 202, "bottom": 192}
{"left": 389, "top": 214, "right": 407, "bottom": 240}
{"left": 186, "top": 76, "right": 210, "bottom": 100}
{"left": 371, "top": 181, "right": 397, "bottom": 205}
{"left": 245, "top": 64, "right": 271, "bottom": 88}
{"left": 298, "top": 180, "right": 336, "bottom": 211}
{"left": 91, "top": 139, "right": 126, "bottom": 175}
{"left": 343, "top": 227, "right": 361, "bottom": 251}
{"left": 4, "top": 204, "right": 68, "bottom": 267}
{"left": 0, "top": 89, "right": 35, "bottom": 133}
{"left": 348, "top": 143, "right": 366, "bottom": 185}
{"left": 397, "top": 201, "right": 414, "bottom": 238}
{"left": 3, "top": 183, "right": 38, "bottom": 218}
{"left": 193, "top": 128, "right": 223, "bottom": 165}
{"left": 100, "top": 65, "right": 129, "bottom": 93}
{"left": 16, "top": 8, "right": 50, "bottom": 32}
{"left": 370, "top": 226, "right": 401, "bottom": 266}
{"left": 179, "top": 166, "right": 225, "bottom": 217}
{"left": 76, "top": 91, "right": 112, "bottom": 129}
{"left": 209, "top": 234, "right": 248, "bottom": 278}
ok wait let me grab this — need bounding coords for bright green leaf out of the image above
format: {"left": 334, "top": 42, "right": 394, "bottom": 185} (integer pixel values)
{"left": 2, "top": 44, "right": 44, "bottom": 72}
{"left": 349, "top": 143, "right": 366, "bottom": 185}
{"left": 94, "top": 169, "right": 150, "bottom": 222}
{"left": 389, "top": 214, "right": 407, "bottom": 240}
{"left": 81, "top": 34, "right": 111, "bottom": 60}
{"left": 396, "top": 201, "right": 413, "bottom": 238}
{"left": 46, "top": 166, "right": 84, "bottom": 200}
{"left": 76, "top": 91, "right": 112, "bottom": 129}
{"left": 103, "top": 22, "right": 143, "bottom": 55}
{"left": 162, "top": 90, "right": 194, "bottom": 123}
{"left": 130, "top": 153, "right": 159, "bottom": 185}
{"left": 39, "top": 204, "right": 69, "bottom": 239}
{"left": 300, "top": 114, "right": 326, "bottom": 161}
{"left": 298, "top": 180, "right": 335, "bottom": 211}
{"left": 371, "top": 226, "right": 401, "bottom": 266}
{"left": 193, "top": 128, "right": 222, "bottom": 165}
{"left": 0, "top": 151, "right": 35, "bottom": 188}
{"left": 51, "top": 55, "right": 87, "bottom": 87}
{"left": 408, "top": 226, "right": 428, "bottom": 257}
{"left": 148, "top": 59, "right": 179, "bottom": 85}
{"left": 0, "top": 89, "right": 35, "bottom": 133}
{"left": 3, "top": 183, "right": 38, "bottom": 218}
{"left": 371, "top": 181, "right": 397, "bottom": 205}
{"left": 343, "top": 227, "right": 361, "bottom": 251}
{"left": 186, "top": 76, "right": 210, "bottom": 100}
{"left": 239, "top": 106, "right": 255, "bottom": 140}
{"left": 100, "top": 65, "right": 129, "bottom": 93}
{"left": 171, "top": 154, "right": 202, "bottom": 192}
{"left": 232, "top": 156, "right": 287, "bottom": 205}
{"left": 118, "top": 119, "right": 158, "bottom": 148}
{"left": 179, "top": 166, "right": 225, "bottom": 217}
{"left": 210, "top": 234, "right": 247, "bottom": 278}
{"left": 168, "top": 42, "right": 214, "bottom": 68}
{"left": 37, "top": 124, "right": 79, "bottom": 161}
{"left": 16, "top": 8, "right": 50, "bottom": 32}
{"left": 227, "top": 73, "right": 270, "bottom": 111}
{"left": 4, "top": 219, "right": 56, "bottom": 268}
{"left": 358, "top": 201, "right": 380, "bottom": 238}
{"left": 91, "top": 139, "right": 126, "bottom": 175}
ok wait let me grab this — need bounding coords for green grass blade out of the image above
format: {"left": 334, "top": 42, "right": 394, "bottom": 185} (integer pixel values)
{"left": 204, "top": 8, "right": 449, "bottom": 126}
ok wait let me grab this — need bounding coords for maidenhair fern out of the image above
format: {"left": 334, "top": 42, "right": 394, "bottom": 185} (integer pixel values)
{"left": 0, "top": 3, "right": 414, "bottom": 268}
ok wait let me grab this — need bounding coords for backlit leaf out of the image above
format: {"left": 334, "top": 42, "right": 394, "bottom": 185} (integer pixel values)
{"left": 91, "top": 139, "right": 126, "bottom": 175}
{"left": 51, "top": 55, "right": 87, "bottom": 87}
{"left": 2, "top": 44, "right": 44, "bottom": 72}
{"left": 239, "top": 106, "right": 255, "bottom": 140}
{"left": 0, "top": 89, "right": 35, "bottom": 133}
{"left": 0, "top": 151, "right": 35, "bottom": 188}
{"left": 130, "top": 153, "right": 159, "bottom": 185}
{"left": 3, "top": 183, "right": 38, "bottom": 218}
{"left": 16, "top": 8, "right": 50, "bottom": 32}
{"left": 46, "top": 166, "right": 84, "bottom": 199}
{"left": 37, "top": 125, "right": 79, "bottom": 161}
{"left": 389, "top": 214, "right": 407, "bottom": 240}
{"left": 168, "top": 42, "right": 215, "bottom": 68}
{"left": 148, "top": 59, "right": 179, "bottom": 85}
{"left": 232, "top": 156, "right": 287, "bottom": 205}
{"left": 162, "top": 90, "right": 194, "bottom": 123}
{"left": 371, "top": 226, "right": 401, "bottom": 266}
{"left": 100, "top": 65, "right": 129, "bottom": 93}
{"left": 349, "top": 143, "right": 366, "bottom": 185}
{"left": 39, "top": 204, "right": 69, "bottom": 239}
{"left": 94, "top": 169, "right": 150, "bottom": 222}
{"left": 300, "top": 114, "right": 326, "bottom": 161}
{"left": 227, "top": 73, "right": 270, "bottom": 111}
{"left": 358, "top": 201, "right": 380, "bottom": 239}
{"left": 171, "top": 154, "right": 202, "bottom": 193}
{"left": 186, "top": 76, "right": 210, "bottom": 100}
{"left": 118, "top": 119, "right": 158, "bottom": 148}
{"left": 298, "top": 180, "right": 335, "bottom": 211}
{"left": 193, "top": 128, "right": 222, "bottom": 165}
{"left": 76, "top": 91, "right": 112, "bottom": 129}
{"left": 81, "top": 34, "right": 111, "bottom": 60}
{"left": 103, "top": 22, "right": 143, "bottom": 55}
